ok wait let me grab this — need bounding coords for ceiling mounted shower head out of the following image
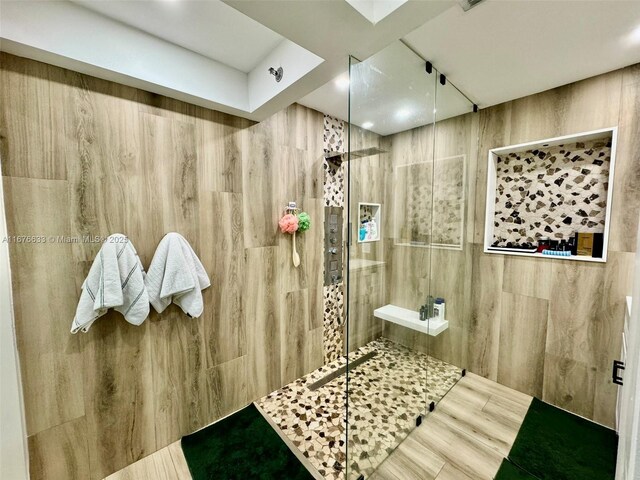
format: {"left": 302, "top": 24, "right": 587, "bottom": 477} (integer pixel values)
{"left": 268, "top": 66, "right": 284, "bottom": 82}
{"left": 324, "top": 146, "right": 388, "bottom": 169}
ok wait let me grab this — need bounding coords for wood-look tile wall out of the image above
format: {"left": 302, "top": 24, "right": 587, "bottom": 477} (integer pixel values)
{"left": 0, "top": 53, "right": 325, "bottom": 479}
{"left": 469, "top": 64, "right": 640, "bottom": 428}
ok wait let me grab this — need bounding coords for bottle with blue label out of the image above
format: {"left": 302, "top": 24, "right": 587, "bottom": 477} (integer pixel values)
{"left": 359, "top": 221, "right": 367, "bottom": 241}
{"left": 434, "top": 298, "right": 446, "bottom": 320}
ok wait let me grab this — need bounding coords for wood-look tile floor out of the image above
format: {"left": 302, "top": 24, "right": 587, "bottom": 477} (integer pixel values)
{"left": 369, "top": 372, "right": 533, "bottom": 480}
{"left": 104, "top": 372, "right": 532, "bottom": 480}
{"left": 103, "top": 441, "right": 190, "bottom": 480}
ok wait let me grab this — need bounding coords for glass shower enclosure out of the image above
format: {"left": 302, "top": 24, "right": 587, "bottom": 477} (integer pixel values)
{"left": 345, "top": 41, "right": 477, "bottom": 479}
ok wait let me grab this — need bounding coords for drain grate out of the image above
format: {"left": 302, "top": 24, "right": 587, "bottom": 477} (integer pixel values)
{"left": 308, "top": 351, "right": 377, "bottom": 391}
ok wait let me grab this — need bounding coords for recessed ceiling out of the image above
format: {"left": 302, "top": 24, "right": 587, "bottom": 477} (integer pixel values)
{"left": 404, "top": 0, "right": 640, "bottom": 108}
{"left": 344, "top": 0, "right": 408, "bottom": 25}
{"left": 73, "top": 0, "right": 284, "bottom": 73}
{"left": 222, "top": 0, "right": 455, "bottom": 114}
{"left": 1, "top": 0, "right": 452, "bottom": 121}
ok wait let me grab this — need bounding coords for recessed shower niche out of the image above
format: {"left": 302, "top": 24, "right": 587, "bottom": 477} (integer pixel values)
{"left": 358, "top": 202, "right": 381, "bottom": 242}
{"left": 484, "top": 127, "right": 617, "bottom": 262}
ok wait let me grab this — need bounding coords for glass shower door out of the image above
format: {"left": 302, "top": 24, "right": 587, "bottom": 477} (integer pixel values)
{"left": 425, "top": 71, "right": 476, "bottom": 408}
{"left": 346, "top": 41, "right": 437, "bottom": 480}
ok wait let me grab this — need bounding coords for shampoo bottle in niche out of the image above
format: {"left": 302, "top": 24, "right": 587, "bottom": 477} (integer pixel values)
{"left": 359, "top": 221, "right": 367, "bottom": 241}
{"left": 368, "top": 219, "right": 378, "bottom": 240}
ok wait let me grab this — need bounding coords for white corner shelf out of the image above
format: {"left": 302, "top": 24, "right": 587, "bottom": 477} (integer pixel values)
{"left": 374, "top": 304, "right": 448, "bottom": 337}
{"left": 484, "top": 127, "right": 618, "bottom": 263}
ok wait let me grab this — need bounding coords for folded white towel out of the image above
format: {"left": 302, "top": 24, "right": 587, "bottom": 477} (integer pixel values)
{"left": 145, "top": 232, "right": 210, "bottom": 318}
{"left": 71, "top": 234, "right": 150, "bottom": 333}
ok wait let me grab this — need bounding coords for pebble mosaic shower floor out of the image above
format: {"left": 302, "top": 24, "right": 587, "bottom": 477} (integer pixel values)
{"left": 257, "top": 337, "right": 462, "bottom": 480}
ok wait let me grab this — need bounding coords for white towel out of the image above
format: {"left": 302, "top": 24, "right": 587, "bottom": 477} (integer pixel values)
{"left": 145, "top": 233, "right": 210, "bottom": 317}
{"left": 71, "top": 234, "right": 150, "bottom": 333}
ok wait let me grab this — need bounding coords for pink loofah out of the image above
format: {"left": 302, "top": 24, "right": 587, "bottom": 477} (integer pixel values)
{"left": 279, "top": 214, "right": 299, "bottom": 234}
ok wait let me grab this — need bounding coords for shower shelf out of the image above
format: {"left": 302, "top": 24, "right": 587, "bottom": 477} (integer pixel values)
{"left": 374, "top": 304, "right": 448, "bottom": 336}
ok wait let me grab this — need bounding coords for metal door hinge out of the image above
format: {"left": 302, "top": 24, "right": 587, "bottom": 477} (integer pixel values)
{"left": 613, "top": 360, "right": 625, "bottom": 385}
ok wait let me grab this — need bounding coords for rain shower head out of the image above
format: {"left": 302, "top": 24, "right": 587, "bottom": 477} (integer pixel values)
{"left": 324, "top": 146, "right": 388, "bottom": 167}
{"left": 348, "top": 146, "right": 388, "bottom": 159}
{"left": 268, "top": 66, "right": 283, "bottom": 82}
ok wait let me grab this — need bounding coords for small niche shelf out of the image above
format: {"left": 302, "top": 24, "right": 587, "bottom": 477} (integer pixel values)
{"left": 483, "top": 127, "right": 617, "bottom": 263}
{"left": 358, "top": 202, "right": 381, "bottom": 243}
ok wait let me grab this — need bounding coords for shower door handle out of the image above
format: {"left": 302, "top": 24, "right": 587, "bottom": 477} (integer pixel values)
{"left": 612, "top": 360, "right": 625, "bottom": 386}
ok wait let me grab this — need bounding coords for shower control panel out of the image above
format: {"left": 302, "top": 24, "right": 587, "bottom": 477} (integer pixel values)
{"left": 324, "top": 207, "right": 344, "bottom": 286}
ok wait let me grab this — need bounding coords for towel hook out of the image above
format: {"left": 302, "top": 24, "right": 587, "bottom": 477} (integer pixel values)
{"left": 285, "top": 201, "right": 299, "bottom": 215}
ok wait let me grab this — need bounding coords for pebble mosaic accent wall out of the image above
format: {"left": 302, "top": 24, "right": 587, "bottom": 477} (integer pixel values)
{"left": 492, "top": 138, "right": 611, "bottom": 244}
{"left": 323, "top": 114, "right": 346, "bottom": 363}
{"left": 324, "top": 114, "right": 345, "bottom": 153}
{"left": 323, "top": 284, "right": 345, "bottom": 364}
{"left": 396, "top": 156, "right": 465, "bottom": 246}
{"left": 432, "top": 156, "right": 465, "bottom": 246}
